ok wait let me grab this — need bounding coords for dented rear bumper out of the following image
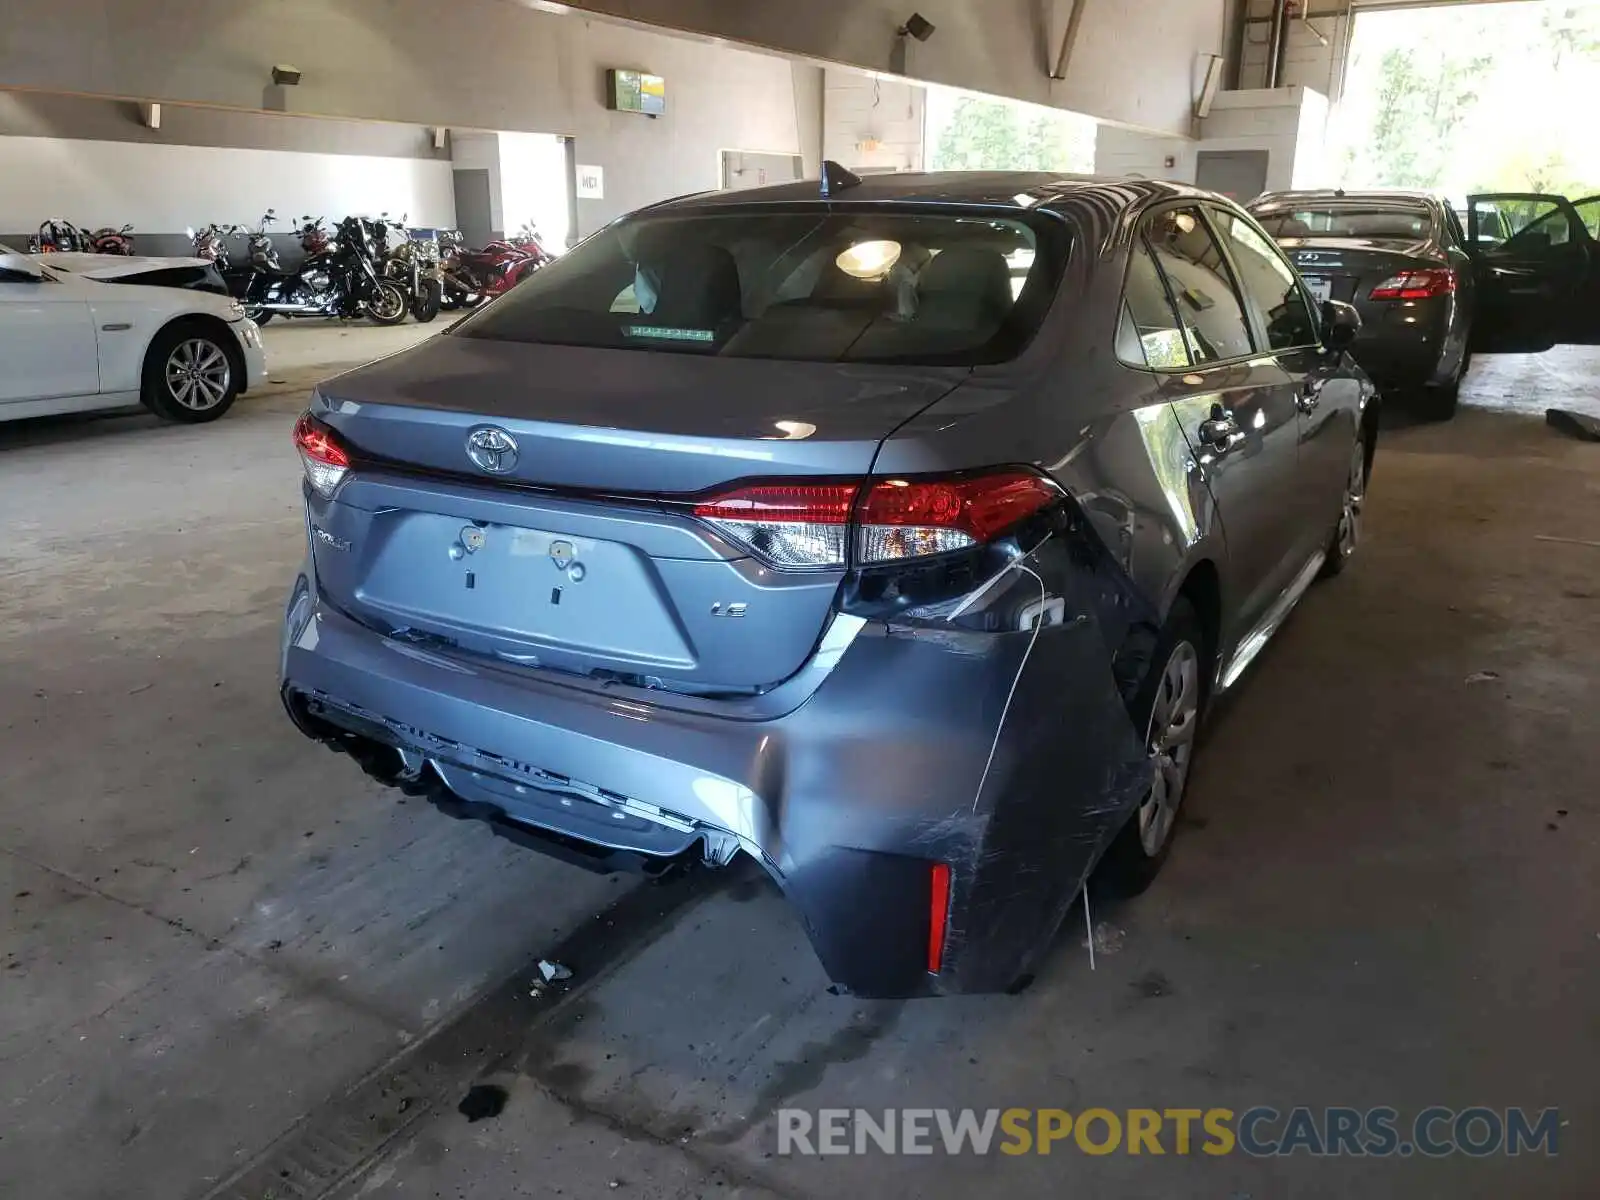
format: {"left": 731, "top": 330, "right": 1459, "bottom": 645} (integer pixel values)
{"left": 280, "top": 531, "right": 1151, "bottom": 997}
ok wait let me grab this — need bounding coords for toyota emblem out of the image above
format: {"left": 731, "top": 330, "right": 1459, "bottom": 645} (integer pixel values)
{"left": 466, "top": 426, "right": 519, "bottom": 474}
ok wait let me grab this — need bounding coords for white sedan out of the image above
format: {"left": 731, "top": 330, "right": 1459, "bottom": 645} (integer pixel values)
{"left": 0, "top": 244, "right": 267, "bottom": 425}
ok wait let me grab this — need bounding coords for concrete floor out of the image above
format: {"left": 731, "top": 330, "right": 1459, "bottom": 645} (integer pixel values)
{"left": 1, "top": 335, "right": 1596, "bottom": 1199}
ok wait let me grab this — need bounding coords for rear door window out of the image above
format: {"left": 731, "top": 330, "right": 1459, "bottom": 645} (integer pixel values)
{"left": 1117, "top": 239, "right": 1191, "bottom": 370}
{"left": 1144, "top": 206, "right": 1255, "bottom": 363}
{"left": 1210, "top": 208, "right": 1318, "bottom": 351}
{"left": 454, "top": 208, "right": 1068, "bottom": 365}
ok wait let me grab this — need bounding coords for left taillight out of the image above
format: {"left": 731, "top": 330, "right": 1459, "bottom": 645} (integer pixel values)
{"left": 691, "top": 469, "right": 1062, "bottom": 570}
{"left": 294, "top": 413, "right": 350, "bottom": 498}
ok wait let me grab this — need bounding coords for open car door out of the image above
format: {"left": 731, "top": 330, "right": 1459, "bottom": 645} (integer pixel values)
{"left": 1465, "top": 193, "right": 1600, "bottom": 351}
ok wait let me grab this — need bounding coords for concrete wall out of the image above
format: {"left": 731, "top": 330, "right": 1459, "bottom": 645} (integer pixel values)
{"left": 1196, "top": 86, "right": 1329, "bottom": 193}
{"left": 1237, "top": 0, "right": 1352, "bottom": 98}
{"left": 0, "top": 0, "right": 1226, "bottom": 139}
{"left": 554, "top": 0, "right": 1228, "bottom": 135}
{"left": 0, "top": 93, "right": 453, "bottom": 256}
{"left": 822, "top": 70, "right": 925, "bottom": 174}
{"left": 497, "top": 132, "right": 573, "bottom": 250}
{"left": 1093, "top": 85, "right": 1332, "bottom": 195}
{"left": 1094, "top": 125, "right": 1197, "bottom": 183}
{"left": 0, "top": 1, "right": 811, "bottom": 235}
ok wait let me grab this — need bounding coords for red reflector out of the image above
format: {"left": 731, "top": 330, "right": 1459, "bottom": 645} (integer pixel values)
{"left": 1369, "top": 268, "right": 1456, "bottom": 301}
{"left": 927, "top": 862, "right": 952, "bottom": 974}
{"left": 691, "top": 483, "right": 857, "bottom": 525}
{"left": 860, "top": 471, "right": 1060, "bottom": 542}
{"left": 293, "top": 413, "right": 350, "bottom": 466}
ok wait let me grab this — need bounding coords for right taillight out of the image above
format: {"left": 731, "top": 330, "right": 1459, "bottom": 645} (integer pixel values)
{"left": 857, "top": 471, "right": 1061, "bottom": 564}
{"left": 294, "top": 412, "right": 350, "bottom": 498}
{"left": 692, "top": 482, "right": 857, "bottom": 568}
{"left": 1369, "top": 267, "right": 1456, "bottom": 300}
{"left": 692, "top": 470, "right": 1061, "bottom": 569}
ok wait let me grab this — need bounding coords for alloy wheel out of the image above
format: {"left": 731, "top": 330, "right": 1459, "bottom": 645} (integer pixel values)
{"left": 1138, "top": 640, "right": 1200, "bottom": 857}
{"left": 370, "top": 285, "right": 407, "bottom": 322}
{"left": 1336, "top": 440, "right": 1367, "bottom": 560}
{"left": 165, "top": 339, "right": 232, "bottom": 411}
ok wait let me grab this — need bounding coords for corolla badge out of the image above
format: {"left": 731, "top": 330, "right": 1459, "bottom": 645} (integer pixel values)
{"left": 465, "top": 426, "right": 519, "bottom": 474}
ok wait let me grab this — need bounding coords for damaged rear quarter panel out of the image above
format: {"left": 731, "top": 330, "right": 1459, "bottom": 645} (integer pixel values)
{"left": 819, "top": 215, "right": 1223, "bottom": 993}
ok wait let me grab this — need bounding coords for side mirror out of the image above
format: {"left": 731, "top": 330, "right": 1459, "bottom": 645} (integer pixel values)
{"left": 0, "top": 253, "right": 46, "bottom": 281}
{"left": 1322, "top": 299, "right": 1360, "bottom": 353}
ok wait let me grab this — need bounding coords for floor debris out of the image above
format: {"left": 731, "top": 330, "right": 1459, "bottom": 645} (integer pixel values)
{"left": 457, "top": 1084, "right": 508, "bottom": 1123}
{"left": 1465, "top": 670, "right": 1500, "bottom": 684}
{"left": 1546, "top": 407, "right": 1600, "bottom": 441}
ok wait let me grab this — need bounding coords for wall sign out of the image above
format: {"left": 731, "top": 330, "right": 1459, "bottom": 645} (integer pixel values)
{"left": 576, "top": 164, "right": 605, "bottom": 200}
{"left": 607, "top": 69, "right": 666, "bottom": 116}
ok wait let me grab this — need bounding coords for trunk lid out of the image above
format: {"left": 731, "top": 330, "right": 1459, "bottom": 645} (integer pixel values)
{"left": 309, "top": 335, "right": 967, "bottom": 692}
{"left": 1284, "top": 236, "right": 1444, "bottom": 305}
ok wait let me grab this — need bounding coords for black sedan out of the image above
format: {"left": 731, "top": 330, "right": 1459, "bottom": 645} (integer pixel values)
{"left": 1251, "top": 189, "right": 1600, "bottom": 420}
{"left": 1249, "top": 190, "right": 1474, "bottom": 419}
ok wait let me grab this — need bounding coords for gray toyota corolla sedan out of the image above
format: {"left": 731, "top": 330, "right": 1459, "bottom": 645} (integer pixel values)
{"left": 281, "top": 168, "right": 1376, "bottom": 997}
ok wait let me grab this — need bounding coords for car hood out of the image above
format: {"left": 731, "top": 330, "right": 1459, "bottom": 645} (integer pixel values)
{"left": 43, "top": 253, "right": 212, "bottom": 280}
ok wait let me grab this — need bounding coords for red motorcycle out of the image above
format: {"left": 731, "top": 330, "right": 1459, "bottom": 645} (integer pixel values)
{"left": 437, "top": 225, "right": 551, "bottom": 310}
{"left": 86, "top": 223, "right": 136, "bottom": 255}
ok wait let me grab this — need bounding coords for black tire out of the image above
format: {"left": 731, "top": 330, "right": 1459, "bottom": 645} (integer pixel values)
{"left": 366, "top": 281, "right": 409, "bottom": 326}
{"left": 410, "top": 279, "right": 442, "bottom": 323}
{"left": 1415, "top": 380, "right": 1459, "bottom": 421}
{"left": 1096, "top": 598, "right": 1209, "bottom": 897}
{"left": 1318, "top": 429, "right": 1369, "bottom": 579}
{"left": 246, "top": 307, "right": 274, "bottom": 326}
{"left": 140, "top": 321, "right": 241, "bottom": 424}
{"left": 1415, "top": 341, "right": 1467, "bottom": 421}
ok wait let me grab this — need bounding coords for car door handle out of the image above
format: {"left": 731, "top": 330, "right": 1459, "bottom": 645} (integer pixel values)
{"left": 1197, "top": 407, "right": 1243, "bottom": 450}
{"left": 1296, "top": 383, "right": 1322, "bottom": 413}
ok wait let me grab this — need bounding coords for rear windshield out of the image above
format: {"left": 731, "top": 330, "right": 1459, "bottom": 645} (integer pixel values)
{"left": 1253, "top": 204, "right": 1433, "bottom": 240}
{"left": 453, "top": 208, "right": 1068, "bottom": 365}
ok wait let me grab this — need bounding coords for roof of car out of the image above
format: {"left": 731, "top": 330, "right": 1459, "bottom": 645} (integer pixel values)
{"left": 647, "top": 171, "right": 1214, "bottom": 218}
{"left": 1251, "top": 189, "right": 1442, "bottom": 208}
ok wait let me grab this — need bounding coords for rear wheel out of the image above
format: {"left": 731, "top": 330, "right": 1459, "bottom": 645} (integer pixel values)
{"left": 1416, "top": 340, "right": 1468, "bottom": 421}
{"left": 1097, "top": 599, "right": 1207, "bottom": 896}
{"left": 1318, "top": 434, "right": 1367, "bottom": 578}
{"left": 1415, "top": 380, "right": 1459, "bottom": 421}
{"left": 141, "top": 323, "right": 240, "bottom": 424}
{"left": 245, "top": 307, "right": 273, "bottom": 326}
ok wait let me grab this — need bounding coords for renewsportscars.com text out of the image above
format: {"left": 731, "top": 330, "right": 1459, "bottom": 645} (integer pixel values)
{"left": 777, "top": 1106, "right": 1560, "bottom": 1158}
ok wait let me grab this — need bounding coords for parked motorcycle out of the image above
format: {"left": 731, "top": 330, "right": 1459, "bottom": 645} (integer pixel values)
{"left": 188, "top": 222, "right": 246, "bottom": 269}
{"left": 86, "top": 223, "right": 136, "bottom": 255}
{"left": 437, "top": 228, "right": 547, "bottom": 310}
{"left": 191, "top": 211, "right": 284, "bottom": 323}
{"left": 28, "top": 219, "right": 85, "bottom": 253}
{"left": 238, "top": 214, "right": 407, "bottom": 325}
{"left": 371, "top": 212, "right": 443, "bottom": 323}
